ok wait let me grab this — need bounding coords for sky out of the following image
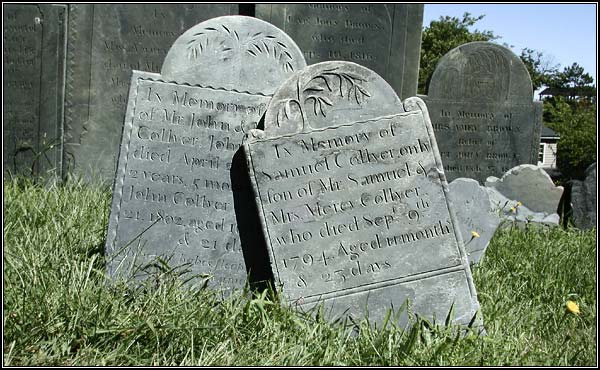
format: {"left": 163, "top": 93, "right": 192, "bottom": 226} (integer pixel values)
{"left": 423, "top": 4, "right": 598, "bottom": 87}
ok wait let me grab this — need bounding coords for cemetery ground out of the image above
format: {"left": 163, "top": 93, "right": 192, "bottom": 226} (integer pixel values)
{"left": 3, "top": 178, "right": 596, "bottom": 366}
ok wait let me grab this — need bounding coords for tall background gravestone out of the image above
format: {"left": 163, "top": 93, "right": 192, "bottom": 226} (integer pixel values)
{"left": 63, "top": 4, "right": 237, "bottom": 182}
{"left": 422, "top": 42, "right": 543, "bottom": 183}
{"left": 570, "top": 162, "right": 596, "bottom": 230}
{"left": 255, "top": 4, "right": 423, "bottom": 100}
{"left": 244, "top": 62, "right": 481, "bottom": 328}
{"left": 3, "top": 4, "right": 66, "bottom": 180}
{"left": 105, "top": 16, "right": 306, "bottom": 289}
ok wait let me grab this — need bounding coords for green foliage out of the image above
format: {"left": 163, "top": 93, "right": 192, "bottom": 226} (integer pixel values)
{"left": 548, "top": 62, "right": 595, "bottom": 90}
{"left": 3, "top": 180, "right": 597, "bottom": 366}
{"left": 418, "top": 13, "right": 498, "bottom": 94}
{"left": 475, "top": 224, "right": 596, "bottom": 366}
{"left": 545, "top": 97, "right": 597, "bottom": 180}
{"left": 519, "top": 48, "right": 559, "bottom": 91}
{"left": 540, "top": 62, "right": 596, "bottom": 181}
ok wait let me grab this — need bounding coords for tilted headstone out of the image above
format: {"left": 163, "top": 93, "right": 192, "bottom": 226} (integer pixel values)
{"left": 422, "top": 42, "right": 543, "bottom": 183}
{"left": 105, "top": 16, "right": 306, "bottom": 289}
{"left": 243, "top": 61, "right": 481, "bottom": 328}
{"left": 485, "top": 164, "right": 563, "bottom": 226}
{"left": 570, "top": 162, "right": 597, "bottom": 230}
{"left": 3, "top": 4, "right": 66, "bottom": 180}
{"left": 63, "top": 4, "right": 237, "bottom": 182}
{"left": 448, "top": 178, "right": 501, "bottom": 265}
{"left": 255, "top": 4, "right": 423, "bottom": 100}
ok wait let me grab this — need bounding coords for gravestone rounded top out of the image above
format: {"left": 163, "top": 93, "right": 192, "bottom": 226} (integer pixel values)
{"left": 485, "top": 164, "right": 563, "bottom": 214}
{"left": 427, "top": 42, "right": 533, "bottom": 102}
{"left": 161, "top": 15, "right": 306, "bottom": 95}
{"left": 263, "top": 61, "right": 404, "bottom": 137}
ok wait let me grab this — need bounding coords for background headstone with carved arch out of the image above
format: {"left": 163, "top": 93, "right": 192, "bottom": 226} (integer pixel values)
{"left": 243, "top": 61, "right": 482, "bottom": 328}
{"left": 421, "top": 42, "right": 543, "bottom": 183}
{"left": 105, "top": 16, "right": 306, "bottom": 290}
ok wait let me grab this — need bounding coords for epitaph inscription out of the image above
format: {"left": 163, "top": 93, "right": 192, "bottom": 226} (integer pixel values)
{"left": 107, "top": 74, "right": 267, "bottom": 287}
{"left": 105, "top": 16, "right": 307, "bottom": 289}
{"left": 64, "top": 4, "right": 237, "bottom": 181}
{"left": 255, "top": 4, "right": 423, "bottom": 100}
{"left": 423, "top": 42, "right": 543, "bottom": 183}
{"left": 245, "top": 62, "right": 481, "bottom": 327}
{"left": 3, "top": 4, "right": 66, "bottom": 179}
{"left": 250, "top": 115, "right": 464, "bottom": 296}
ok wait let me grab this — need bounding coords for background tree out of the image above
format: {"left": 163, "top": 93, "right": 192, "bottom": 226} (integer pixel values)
{"left": 542, "top": 63, "right": 597, "bottom": 180}
{"left": 519, "top": 48, "right": 559, "bottom": 92}
{"left": 545, "top": 97, "right": 596, "bottom": 180}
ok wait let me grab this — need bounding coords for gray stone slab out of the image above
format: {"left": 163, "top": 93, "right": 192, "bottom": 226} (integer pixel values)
{"left": 421, "top": 42, "right": 543, "bottom": 183}
{"left": 105, "top": 16, "right": 306, "bottom": 290}
{"left": 244, "top": 61, "right": 481, "bottom": 328}
{"left": 255, "top": 4, "right": 423, "bottom": 100}
{"left": 485, "top": 164, "right": 563, "bottom": 227}
{"left": 448, "top": 178, "right": 500, "bottom": 265}
{"left": 63, "top": 4, "right": 238, "bottom": 182}
{"left": 571, "top": 162, "right": 597, "bottom": 230}
{"left": 486, "top": 164, "right": 563, "bottom": 214}
{"left": 486, "top": 187, "right": 561, "bottom": 227}
{"left": 3, "top": 4, "right": 66, "bottom": 180}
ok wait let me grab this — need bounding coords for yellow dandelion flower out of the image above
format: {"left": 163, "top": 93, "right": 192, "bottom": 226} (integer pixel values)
{"left": 471, "top": 231, "right": 480, "bottom": 238}
{"left": 566, "top": 300, "right": 580, "bottom": 315}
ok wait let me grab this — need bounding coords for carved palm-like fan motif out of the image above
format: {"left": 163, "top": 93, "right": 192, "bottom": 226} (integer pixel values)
{"left": 186, "top": 24, "right": 295, "bottom": 72}
{"left": 276, "top": 67, "right": 371, "bottom": 130}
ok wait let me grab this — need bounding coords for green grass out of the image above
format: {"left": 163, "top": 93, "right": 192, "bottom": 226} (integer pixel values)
{"left": 3, "top": 178, "right": 597, "bottom": 366}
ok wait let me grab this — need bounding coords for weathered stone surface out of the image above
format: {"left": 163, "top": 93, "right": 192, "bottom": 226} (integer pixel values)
{"left": 448, "top": 178, "right": 500, "bottom": 265}
{"left": 485, "top": 164, "right": 563, "bottom": 226}
{"left": 3, "top": 4, "right": 66, "bottom": 180}
{"left": 63, "top": 4, "right": 237, "bottom": 182}
{"left": 255, "top": 4, "right": 423, "bottom": 100}
{"left": 486, "top": 164, "right": 563, "bottom": 214}
{"left": 571, "top": 162, "right": 597, "bottom": 230}
{"left": 244, "top": 61, "right": 481, "bottom": 328}
{"left": 422, "top": 42, "right": 543, "bottom": 183}
{"left": 105, "top": 16, "right": 306, "bottom": 290}
{"left": 486, "top": 187, "right": 561, "bottom": 227}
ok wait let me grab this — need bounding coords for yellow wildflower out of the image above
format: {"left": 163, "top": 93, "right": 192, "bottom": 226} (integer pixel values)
{"left": 566, "top": 300, "right": 580, "bottom": 315}
{"left": 516, "top": 201, "right": 522, "bottom": 207}
{"left": 509, "top": 207, "right": 516, "bottom": 213}
{"left": 471, "top": 231, "right": 480, "bottom": 238}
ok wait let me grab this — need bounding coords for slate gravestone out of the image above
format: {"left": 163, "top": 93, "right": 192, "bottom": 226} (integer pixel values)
{"left": 570, "top": 162, "right": 596, "bottom": 230}
{"left": 485, "top": 164, "right": 563, "bottom": 227}
{"left": 255, "top": 4, "right": 423, "bottom": 100}
{"left": 105, "top": 16, "right": 306, "bottom": 289}
{"left": 448, "top": 178, "right": 500, "bottom": 265}
{"left": 243, "top": 61, "right": 481, "bottom": 328}
{"left": 3, "top": 4, "right": 66, "bottom": 180}
{"left": 63, "top": 4, "right": 237, "bottom": 182}
{"left": 422, "top": 42, "right": 543, "bottom": 183}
